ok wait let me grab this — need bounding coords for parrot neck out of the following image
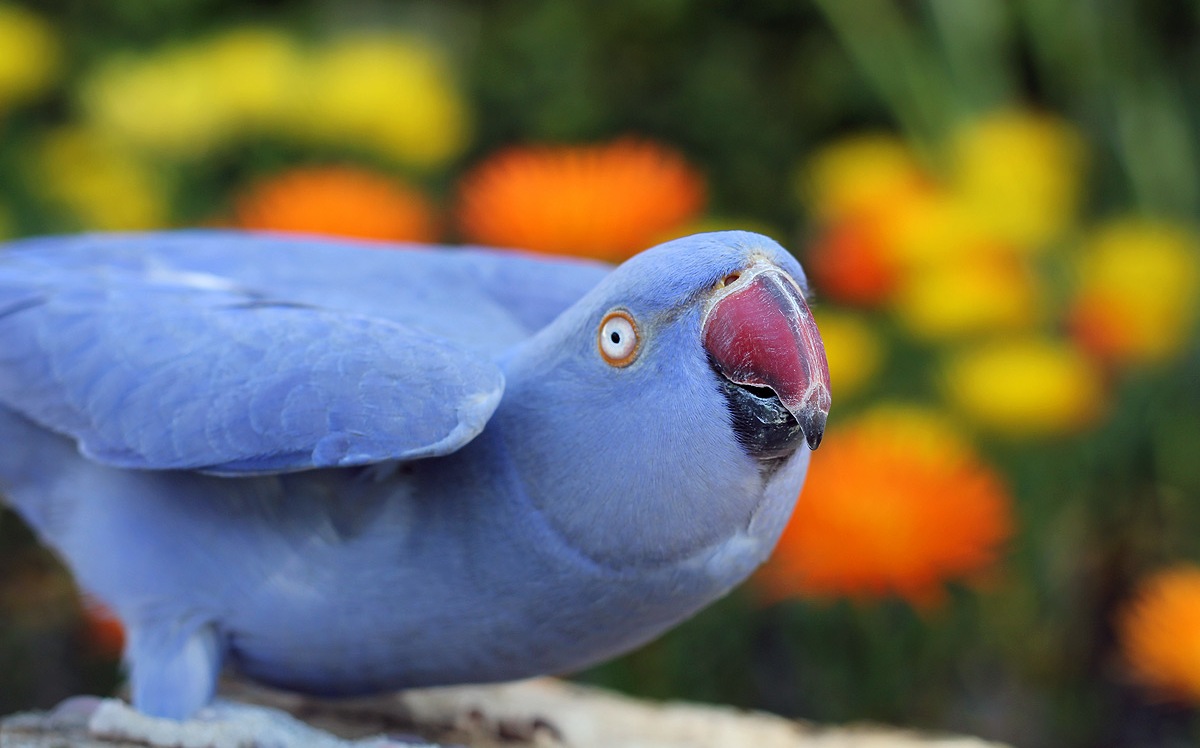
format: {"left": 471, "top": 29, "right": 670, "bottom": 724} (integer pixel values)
{"left": 492, "top": 350, "right": 805, "bottom": 575}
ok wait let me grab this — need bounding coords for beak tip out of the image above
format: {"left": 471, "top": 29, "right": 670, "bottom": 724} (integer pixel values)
{"left": 805, "top": 429, "right": 823, "bottom": 451}
{"left": 801, "top": 408, "right": 828, "bottom": 451}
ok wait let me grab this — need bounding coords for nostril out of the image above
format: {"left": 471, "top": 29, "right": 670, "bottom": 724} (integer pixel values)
{"left": 715, "top": 272, "right": 742, "bottom": 290}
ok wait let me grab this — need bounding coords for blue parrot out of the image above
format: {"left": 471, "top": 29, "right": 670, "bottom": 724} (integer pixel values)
{"left": 0, "top": 230, "right": 829, "bottom": 734}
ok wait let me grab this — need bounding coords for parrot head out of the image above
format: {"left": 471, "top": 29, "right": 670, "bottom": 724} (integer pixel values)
{"left": 499, "top": 231, "right": 830, "bottom": 570}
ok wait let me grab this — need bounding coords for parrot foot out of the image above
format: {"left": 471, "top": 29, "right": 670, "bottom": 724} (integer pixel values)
{"left": 44, "top": 695, "right": 437, "bottom": 748}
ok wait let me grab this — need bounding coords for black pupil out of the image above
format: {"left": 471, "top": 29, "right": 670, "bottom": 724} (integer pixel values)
{"left": 610, "top": 331, "right": 621, "bottom": 344}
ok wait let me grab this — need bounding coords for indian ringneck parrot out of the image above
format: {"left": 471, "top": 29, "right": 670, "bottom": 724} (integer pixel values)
{"left": 0, "top": 230, "right": 829, "bottom": 736}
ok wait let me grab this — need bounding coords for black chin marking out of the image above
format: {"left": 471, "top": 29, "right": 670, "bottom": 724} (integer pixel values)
{"left": 713, "top": 369, "right": 805, "bottom": 461}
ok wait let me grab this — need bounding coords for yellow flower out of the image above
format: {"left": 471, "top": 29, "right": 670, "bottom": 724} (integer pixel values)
{"left": 81, "top": 28, "right": 303, "bottom": 159}
{"left": 1069, "top": 219, "right": 1200, "bottom": 367}
{"left": 755, "top": 404, "right": 1013, "bottom": 607}
{"left": 886, "top": 189, "right": 993, "bottom": 268}
{"left": 34, "top": 127, "right": 168, "bottom": 230}
{"left": 0, "top": 3, "right": 59, "bottom": 112}
{"left": 943, "top": 337, "right": 1104, "bottom": 437}
{"left": 292, "top": 35, "right": 469, "bottom": 169}
{"left": 81, "top": 29, "right": 467, "bottom": 167}
{"left": 82, "top": 45, "right": 234, "bottom": 158}
{"left": 811, "top": 310, "right": 883, "bottom": 400}
{"left": 200, "top": 28, "right": 302, "bottom": 132}
{"left": 811, "top": 181, "right": 999, "bottom": 302}
{"left": 799, "top": 134, "right": 929, "bottom": 224}
{"left": 892, "top": 251, "right": 1042, "bottom": 341}
{"left": 951, "top": 110, "right": 1085, "bottom": 250}
{"left": 1118, "top": 566, "right": 1200, "bottom": 704}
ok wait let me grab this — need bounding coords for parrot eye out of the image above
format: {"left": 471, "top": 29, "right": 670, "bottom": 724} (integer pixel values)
{"left": 598, "top": 309, "right": 640, "bottom": 367}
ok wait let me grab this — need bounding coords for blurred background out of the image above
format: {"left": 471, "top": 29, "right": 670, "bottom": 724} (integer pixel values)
{"left": 0, "top": 1, "right": 1198, "bottom": 746}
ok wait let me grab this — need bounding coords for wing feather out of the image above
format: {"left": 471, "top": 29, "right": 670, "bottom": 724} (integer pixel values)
{"left": 0, "top": 257, "right": 504, "bottom": 475}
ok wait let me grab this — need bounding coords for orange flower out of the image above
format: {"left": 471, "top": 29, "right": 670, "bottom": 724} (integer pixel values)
{"left": 805, "top": 218, "right": 900, "bottom": 306}
{"left": 81, "top": 597, "right": 125, "bottom": 658}
{"left": 755, "top": 406, "right": 1013, "bottom": 607}
{"left": 1118, "top": 566, "right": 1200, "bottom": 703}
{"left": 456, "top": 139, "right": 706, "bottom": 262}
{"left": 232, "top": 165, "right": 439, "bottom": 243}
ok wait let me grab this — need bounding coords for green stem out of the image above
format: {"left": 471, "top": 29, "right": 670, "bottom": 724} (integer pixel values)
{"left": 811, "top": 0, "right": 952, "bottom": 160}
{"left": 1020, "top": 0, "right": 1200, "bottom": 219}
{"left": 1102, "top": 3, "right": 1200, "bottom": 218}
{"left": 926, "top": 0, "right": 1017, "bottom": 114}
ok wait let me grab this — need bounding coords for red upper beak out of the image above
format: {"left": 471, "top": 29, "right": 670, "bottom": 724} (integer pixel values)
{"left": 701, "top": 263, "right": 831, "bottom": 450}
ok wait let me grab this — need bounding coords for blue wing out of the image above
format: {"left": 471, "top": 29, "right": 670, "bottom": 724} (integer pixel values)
{"left": 0, "top": 231, "right": 607, "bottom": 474}
{"left": 4, "top": 231, "right": 609, "bottom": 355}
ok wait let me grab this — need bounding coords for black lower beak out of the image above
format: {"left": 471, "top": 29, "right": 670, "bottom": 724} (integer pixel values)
{"left": 716, "top": 373, "right": 807, "bottom": 461}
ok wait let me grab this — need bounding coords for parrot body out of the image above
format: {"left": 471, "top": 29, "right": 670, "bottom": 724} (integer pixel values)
{"left": 0, "top": 231, "right": 829, "bottom": 723}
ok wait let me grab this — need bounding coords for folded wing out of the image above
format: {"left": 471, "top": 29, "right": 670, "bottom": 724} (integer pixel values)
{"left": 0, "top": 255, "right": 504, "bottom": 475}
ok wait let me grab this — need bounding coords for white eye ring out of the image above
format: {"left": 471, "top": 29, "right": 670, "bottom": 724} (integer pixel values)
{"left": 598, "top": 309, "right": 640, "bottom": 367}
